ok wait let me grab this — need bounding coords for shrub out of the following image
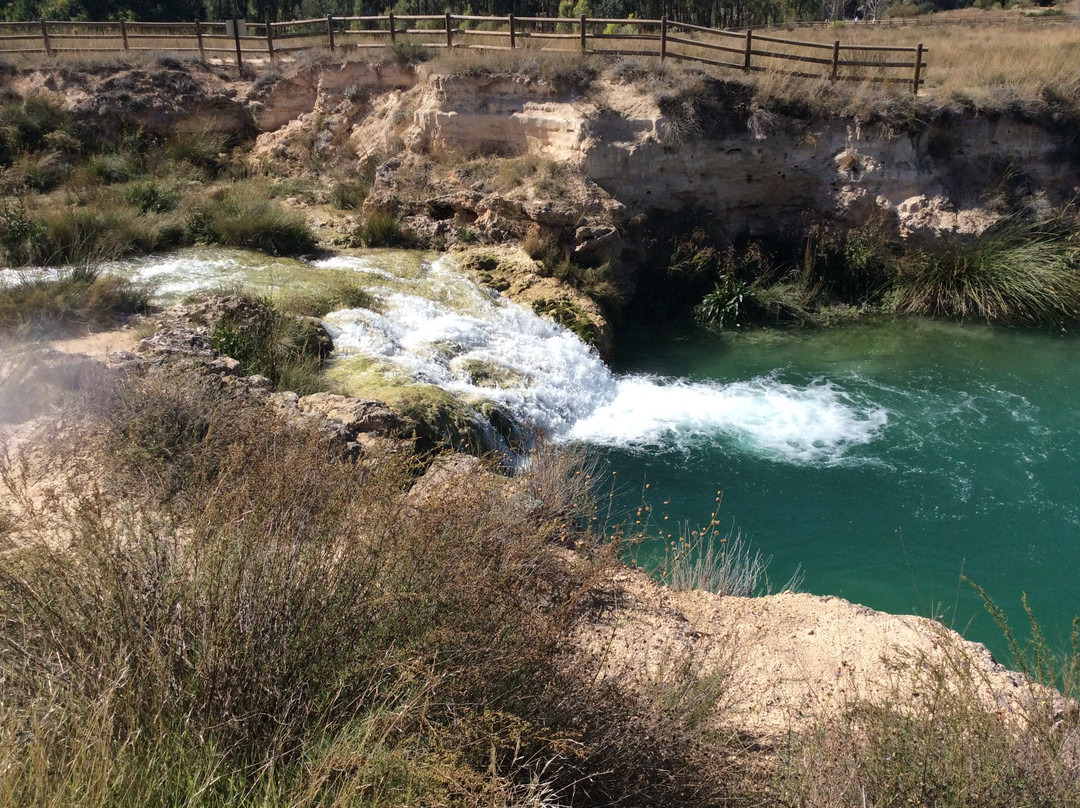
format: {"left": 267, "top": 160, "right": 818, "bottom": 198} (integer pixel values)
{"left": 186, "top": 186, "right": 317, "bottom": 256}
{"left": 778, "top": 635, "right": 1080, "bottom": 806}
{"left": 123, "top": 179, "right": 181, "bottom": 214}
{"left": 0, "top": 94, "right": 72, "bottom": 165}
{"left": 352, "top": 210, "right": 409, "bottom": 247}
{"left": 887, "top": 214, "right": 1080, "bottom": 324}
{"left": 0, "top": 150, "right": 66, "bottom": 193}
{"left": 21, "top": 205, "right": 169, "bottom": 266}
{"left": 329, "top": 177, "right": 369, "bottom": 210}
{"left": 206, "top": 294, "right": 332, "bottom": 391}
{"left": 83, "top": 150, "right": 143, "bottom": 184}
{"left": 165, "top": 129, "right": 226, "bottom": 176}
{"left": 389, "top": 40, "right": 429, "bottom": 64}
{"left": 0, "top": 374, "right": 757, "bottom": 806}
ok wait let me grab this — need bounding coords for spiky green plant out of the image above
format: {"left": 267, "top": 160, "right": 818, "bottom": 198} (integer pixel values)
{"left": 888, "top": 216, "right": 1080, "bottom": 325}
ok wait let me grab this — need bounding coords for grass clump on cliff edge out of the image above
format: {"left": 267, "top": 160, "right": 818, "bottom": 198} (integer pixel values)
{"left": 0, "top": 265, "right": 151, "bottom": 338}
{"left": 0, "top": 370, "right": 758, "bottom": 807}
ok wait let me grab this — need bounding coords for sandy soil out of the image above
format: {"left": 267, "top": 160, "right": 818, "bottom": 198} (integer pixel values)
{"left": 577, "top": 565, "right": 1043, "bottom": 740}
{"left": 49, "top": 327, "right": 141, "bottom": 359}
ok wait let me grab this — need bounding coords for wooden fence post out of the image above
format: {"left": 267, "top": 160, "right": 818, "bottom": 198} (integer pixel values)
{"left": 830, "top": 40, "right": 839, "bottom": 80}
{"left": 120, "top": 19, "right": 129, "bottom": 50}
{"left": 195, "top": 19, "right": 205, "bottom": 62}
{"left": 326, "top": 15, "right": 335, "bottom": 50}
{"left": 580, "top": 14, "right": 586, "bottom": 52}
{"left": 266, "top": 21, "right": 274, "bottom": 61}
{"left": 912, "top": 42, "right": 923, "bottom": 95}
{"left": 743, "top": 28, "right": 752, "bottom": 71}
{"left": 660, "top": 15, "right": 667, "bottom": 61}
{"left": 509, "top": 13, "right": 515, "bottom": 49}
{"left": 40, "top": 20, "right": 52, "bottom": 56}
{"left": 445, "top": 11, "right": 452, "bottom": 50}
{"left": 232, "top": 17, "right": 243, "bottom": 72}
{"left": 388, "top": 11, "right": 395, "bottom": 44}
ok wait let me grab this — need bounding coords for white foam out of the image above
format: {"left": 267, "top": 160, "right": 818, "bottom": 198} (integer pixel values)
{"left": 319, "top": 254, "right": 888, "bottom": 464}
{"left": 569, "top": 375, "right": 887, "bottom": 464}
{"left": 110, "top": 249, "right": 890, "bottom": 465}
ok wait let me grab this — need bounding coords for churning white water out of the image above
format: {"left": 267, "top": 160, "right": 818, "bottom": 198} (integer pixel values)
{"left": 314, "top": 254, "right": 888, "bottom": 465}
{"left": 115, "top": 248, "right": 888, "bottom": 464}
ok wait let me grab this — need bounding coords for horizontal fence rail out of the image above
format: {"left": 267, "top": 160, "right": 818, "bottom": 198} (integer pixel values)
{"left": 0, "top": 14, "right": 928, "bottom": 94}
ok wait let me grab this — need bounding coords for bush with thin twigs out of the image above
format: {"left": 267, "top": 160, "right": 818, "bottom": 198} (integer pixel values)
{"left": 777, "top": 632, "right": 1080, "bottom": 807}
{"left": 0, "top": 371, "right": 759, "bottom": 806}
{"left": 661, "top": 517, "right": 803, "bottom": 597}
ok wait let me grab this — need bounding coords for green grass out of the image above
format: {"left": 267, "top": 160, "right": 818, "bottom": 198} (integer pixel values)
{"left": 186, "top": 185, "right": 317, "bottom": 256}
{"left": 274, "top": 275, "right": 377, "bottom": 319}
{"left": 206, "top": 293, "right": 331, "bottom": 393}
{"left": 351, "top": 210, "right": 409, "bottom": 248}
{"left": 887, "top": 216, "right": 1080, "bottom": 324}
{"left": 0, "top": 265, "right": 151, "bottom": 338}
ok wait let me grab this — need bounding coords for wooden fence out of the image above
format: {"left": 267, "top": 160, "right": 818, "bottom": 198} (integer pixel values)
{"left": 0, "top": 14, "right": 928, "bottom": 94}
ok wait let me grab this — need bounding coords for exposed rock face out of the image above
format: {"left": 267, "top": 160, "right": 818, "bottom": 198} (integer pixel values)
{"left": 250, "top": 62, "right": 1080, "bottom": 246}
{"left": 10, "top": 61, "right": 254, "bottom": 135}
{"left": 125, "top": 298, "right": 405, "bottom": 459}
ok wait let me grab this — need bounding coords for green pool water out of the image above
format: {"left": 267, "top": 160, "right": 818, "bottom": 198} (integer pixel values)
{"left": 599, "top": 318, "right": 1080, "bottom": 662}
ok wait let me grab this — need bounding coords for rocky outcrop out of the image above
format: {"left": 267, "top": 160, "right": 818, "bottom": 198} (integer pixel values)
{"left": 121, "top": 297, "right": 406, "bottom": 460}
{"left": 10, "top": 60, "right": 254, "bottom": 135}
{"left": 243, "top": 61, "right": 1080, "bottom": 249}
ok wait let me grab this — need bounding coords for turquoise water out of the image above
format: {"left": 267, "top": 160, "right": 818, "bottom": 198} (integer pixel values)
{"left": 600, "top": 319, "right": 1080, "bottom": 661}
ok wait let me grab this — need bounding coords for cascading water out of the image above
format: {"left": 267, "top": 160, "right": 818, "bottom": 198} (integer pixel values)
{"left": 314, "top": 253, "right": 888, "bottom": 463}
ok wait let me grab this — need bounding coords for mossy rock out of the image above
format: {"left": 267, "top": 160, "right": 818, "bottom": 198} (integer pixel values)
{"left": 531, "top": 298, "right": 598, "bottom": 346}
{"left": 456, "top": 358, "right": 530, "bottom": 389}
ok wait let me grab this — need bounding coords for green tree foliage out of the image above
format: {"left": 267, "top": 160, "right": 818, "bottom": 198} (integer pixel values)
{"left": 1, "top": 0, "right": 983, "bottom": 25}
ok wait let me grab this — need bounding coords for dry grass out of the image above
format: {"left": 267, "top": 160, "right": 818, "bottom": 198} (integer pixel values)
{"left": 777, "top": 630, "right": 1080, "bottom": 807}
{"left": 0, "top": 362, "right": 760, "bottom": 807}
{"left": 754, "top": 17, "right": 1080, "bottom": 118}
